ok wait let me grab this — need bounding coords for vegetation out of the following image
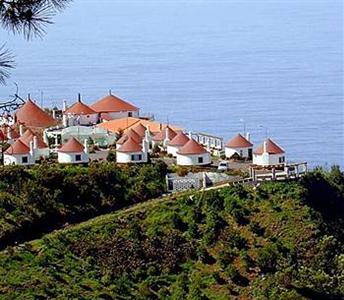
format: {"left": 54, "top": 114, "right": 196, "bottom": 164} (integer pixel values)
{"left": 0, "top": 160, "right": 168, "bottom": 248}
{"left": 0, "top": 166, "right": 343, "bottom": 299}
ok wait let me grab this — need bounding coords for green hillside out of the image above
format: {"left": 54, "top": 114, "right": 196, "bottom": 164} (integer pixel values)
{"left": 0, "top": 166, "right": 343, "bottom": 299}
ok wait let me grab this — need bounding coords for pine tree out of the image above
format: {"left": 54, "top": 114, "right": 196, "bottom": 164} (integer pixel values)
{"left": 0, "top": 0, "right": 71, "bottom": 84}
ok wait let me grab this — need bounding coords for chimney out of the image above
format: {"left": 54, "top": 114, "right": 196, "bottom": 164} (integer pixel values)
{"left": 43, "top": 131, "right": 49, "bottom": 145}
{"left": 29, "top": 140, "right": 34, "bottom": 156}
{"left": 52, "top": 109, "right": 56, "bottom": 119}
{"left": 142, "top": 138, "right": 148, "bottom": 154}
{"left": 7, "top": 127, "right": 11, "bottom": 140}
{"left": 109, "top": 89, "right": 112, "bottom": 95}
{"left": 19, "top": 124, "right": 24, "bottom": 136}
{"left": 163, "top": 127, "right": 170, "bottom": 147}
{"left": 33, "top": 136, "right": 38, "bottom": 150}
{"left": 62, "top": 115, "right": 68, "bottom": 127}
{"left": 263, "top": 140, "right": 267, "bottom": 153}
{"left": 84, "top": 139, "right": 89, "bottom": 154}
{"left": 78, "top": 93, "right": 81, "bottom": 102}
{"left": 62, "top": 100, "right": 67, "bottom": 112}
{"left": 246, "top": 132, "right": 250, "bottom": 142}
{"left": 188, "top": 131, "right": 193, "bottom": 140}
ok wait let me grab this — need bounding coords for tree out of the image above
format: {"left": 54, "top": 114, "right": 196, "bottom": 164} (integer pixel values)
{"left": 0, "top": 0, "right": 72, "bottom": 84}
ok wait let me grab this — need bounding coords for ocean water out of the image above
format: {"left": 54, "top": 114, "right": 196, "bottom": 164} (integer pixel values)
{"left": 0, "top": 0, "right": 343, "bottom": 168}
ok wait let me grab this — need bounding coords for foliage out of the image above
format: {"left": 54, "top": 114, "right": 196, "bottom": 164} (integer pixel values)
{"left": 0, "top": 161, "right": 167, "bottom": 248}
{"left": 0, "top": 167, "right": 343, "bottom": 299}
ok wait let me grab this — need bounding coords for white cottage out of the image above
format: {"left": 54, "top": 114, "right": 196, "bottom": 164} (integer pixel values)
{"left": 91, "top": 92, "right": 139, "bottom": 120}
{"left": 4, "top": 139, "right": 35, "bottom": 165}
{"left": 20, "top": 129, "right": 50, "bottom": 160}
{"left": 253, "top": 138, "right": 286, "bottom": 166}
{"left": 116, "top": 137, "right": 148, "bottom": 164}
{"left": 58, "top": 137, "right": 89, "bottom": 164}
{"left": 225, "top": 133, "right": 253, "bottom": 159}
{"left": 116, "top": 129, "right": 142, "bottom": 150}
{"left": 152, "top": 126, "right": 177, "bottom": 149}
{"left": 63, "top": 95, "right": 98, "bottom": 127}
{"left": 176, "top": 139, "right": 211, "bottom": 166}
{"left": 167, "top": 131, "right": 189, "bottom": 157}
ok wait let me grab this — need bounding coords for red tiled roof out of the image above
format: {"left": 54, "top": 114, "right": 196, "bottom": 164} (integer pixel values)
{"left": 152, "top": 126, "right": 177, "bottom": 142}
{"left": 168, "top": 131, "right": 189, "bottom": 147}
{"left": 117, "top": 129, "right": 141, "bottom": 145}
{"left": 65, "top": 100, "right": 96, "bottom": 115}
{"left": 177, "top": 139, "right": 208, "bottom": 155}
{"left": 15, "top": 99, "right": 56, "bottom": 128}
{"left": 20, "top": 129, "right": 48, "bottom": 149}
{"left": 226, "top": 133, "right": 253, "bottom": 148}
{"left": 254, "top": 138, "right": 285, "bottom": 155}
{"left": 58, "top": 137, "right": 84, "bottom": 153}
{"left": 91, "top": 94, "right": 138, "bottom": 113}
{"left": 132, "top": 123, "right": 146, "bottom": 137}
{"left": 5, "top": 139, "right": 30, "bottom": 155}
{"left": 117, "top": 137, "right": 142, "bottom": 153}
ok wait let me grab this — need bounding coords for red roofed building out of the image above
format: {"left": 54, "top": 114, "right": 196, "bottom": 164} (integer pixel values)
{"left": 4, "top": 139, "right": 34, "bottom": 165}
{"left": 253, "top": 138, "right": 286, "bottom": 166}
{"left": 152, "top": 126, "right": 177, "bottom": 149}
{"left": 167, "top": 131, "right": 189, "bottom": 157}
{"left": 91, "top": 92, "right": 139, "bottom": 120}
{"left": 176, "top": 138, "right": 211, "bottom": 166}
{"left": 63, "top": 95, "right": 98, "bottom": 126}
{"left": 19, "top": 129, "right": 50, "bottom": 159}
{"left": 116, "top": 129, "right": 142, "bottom": 149}
{"left": 116, "top": 137, "right": 148, "bottom": 164}
{"left": 57, "top": 137, "right": 89, "bottom": 164}
{"left": 15, "top": 99, "right": 56, "bottom": 128}
{"left": 225, "top": 133, "right": 253, "bottom": 159}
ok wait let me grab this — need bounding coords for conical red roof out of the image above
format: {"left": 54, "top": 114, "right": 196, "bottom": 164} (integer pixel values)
{"left": 177, "top": 139, "right": 208, "bottom": 155}
{"left": 117, "top": 129, "right": 141, "bottom": 145}
{"left": 152, "top": 126, "right": 177, "bottom": 142}
{"left": 91, "top": 94, "right": 138, "bottom": 113}
{"left": 5, "top": 139, "right": 30, "bottom": 155}
{"left": 20, "top": 129, "right": 48, "bottom": 149}
{"left": 58, "top": 137, "right": 84, "bottom": 153}
{"left": 226, "top": 134, "right": 253, "bottom": 148}
{"left": 65, "top": 100, "right": 96, "bottom": 115}
{"left": 15, "top": 99, "right": 56, "bottom": 128}
{"left": 117, "top": 137, "right": 142, "bottom": 153}
{"left": 254, "top": 138, "right": 285, "bottom": 155}
{"left": 132, "top": 123, "right": 146, "bottom": 137}
{"left": 168, "top": 131, "right": 189, "bottom": 146}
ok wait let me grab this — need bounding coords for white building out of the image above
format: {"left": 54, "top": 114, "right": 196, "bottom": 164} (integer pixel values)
{"left": 20, "top": 129, "right": 50, "bottom": 160}
{"left": 225, "top": 133, "right": 253, "bottom": 159}
{"left": 57, "top": 137, "right": 89, "bottom": 164}
{"left": 253, "top": 138, "right": 286, "bottom": 166}
{"left": 152, "top": 126, "right": 177, "bottom": 148}
{"left": 176, "top": 139, "right": 211, "bottom": 166}
{"left": 167, "top": 131, "right": 189, "bottom": 157}
{"left": 116, "top": 137, "right": 148, "bottom": 164}
{"left": 63, "top": 95, "right": 98, "bottom": 126}
{"left": 116, "top": 129, "right": 142, "bottom": 150}
{"left": 4, "top": 139, "right": 35, "bottom": 165}
{"left": 91, "top": 92, "right": 139, "bottom": 120}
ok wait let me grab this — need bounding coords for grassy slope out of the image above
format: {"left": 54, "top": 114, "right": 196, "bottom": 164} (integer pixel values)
{"left": 0, "top": 169, "right": 344, "bottom": 299}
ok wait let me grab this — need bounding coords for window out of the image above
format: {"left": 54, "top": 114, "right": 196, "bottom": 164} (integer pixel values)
{"left": 239, "top": 150, "right": 243, "bottom": 157}
{"left": 75, "top": 154, "right": 82, "bottom": 161}
{"left": 279, "top": 156, "right": 285, "bottom": 163}
{"left": 22, "top": 156, "right": 28, "bottom": 164}
{"left": 198, "top": 157, "right": 203, "bottom": 164}
{"left": 128, "top": 112, "right": 133, "bottom": 117}
{"left": 131, "top": 154, "right": 142, "bottom": 161}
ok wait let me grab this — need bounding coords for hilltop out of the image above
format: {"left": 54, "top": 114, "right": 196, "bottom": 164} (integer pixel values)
{"left": 0, "top": 166, "right": 343, "bottom": 299}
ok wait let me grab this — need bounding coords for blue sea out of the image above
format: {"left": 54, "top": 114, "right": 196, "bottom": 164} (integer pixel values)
{"left": 0, "top": 0, "right": 343, "bottom": 168}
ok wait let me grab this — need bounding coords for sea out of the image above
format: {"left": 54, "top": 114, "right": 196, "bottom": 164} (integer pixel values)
{"left": 0, "top": 0, "right": 343, "bottom": 168}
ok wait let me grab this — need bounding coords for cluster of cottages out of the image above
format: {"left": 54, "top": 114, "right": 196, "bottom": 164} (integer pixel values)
{"left": 0, "top": 92, "right": 286, "bottom": 167}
